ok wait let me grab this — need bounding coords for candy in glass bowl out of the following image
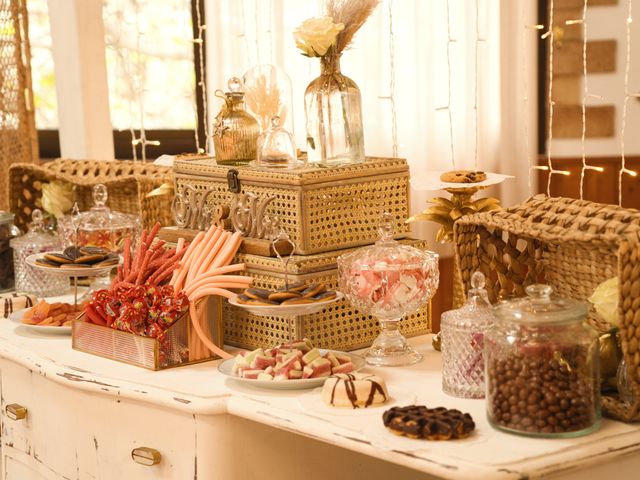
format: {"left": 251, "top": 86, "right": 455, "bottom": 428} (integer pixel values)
{"left": 337, "top": 213, "right": 439, "bottom": 366}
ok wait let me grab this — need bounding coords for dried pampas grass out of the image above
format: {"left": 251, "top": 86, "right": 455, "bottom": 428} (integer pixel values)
{"left": 326, "top": 0, "right": 380, "bottom": 54}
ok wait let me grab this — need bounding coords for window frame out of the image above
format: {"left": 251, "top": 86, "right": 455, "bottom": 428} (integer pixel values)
{"left": 37, "top": 0, "right": 207, "bottom": 160}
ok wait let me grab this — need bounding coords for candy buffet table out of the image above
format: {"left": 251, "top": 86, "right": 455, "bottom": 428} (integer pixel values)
{"left": 0, "top": 318, "right": 639, "bottom": 480}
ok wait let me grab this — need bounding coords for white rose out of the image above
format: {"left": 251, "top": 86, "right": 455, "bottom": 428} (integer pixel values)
{"left": 293, "top": 16, "right": 344, "bottom": 57}
{"left": 42, "top": 181, "right": 74, "bottom": 219}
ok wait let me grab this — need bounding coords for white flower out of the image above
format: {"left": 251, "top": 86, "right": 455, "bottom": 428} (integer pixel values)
{"left": 42, "top": 181, "right": 74, "bottom": 219}
{"left": 293, "top": 16, "right": 344, "bottom": 57}
{"left": 589, "top": 277, "right": 619, "bottom": 327}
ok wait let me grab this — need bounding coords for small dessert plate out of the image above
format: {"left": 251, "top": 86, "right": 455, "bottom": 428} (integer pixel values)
{"left": 9, "top": 309, "right": 72, "bottom": 335}
{"left": 26, "top": 252, "right": 121, "bottom": 277}
{"left": 218, "top": 349, "right": 365, "bottom": 390}
{"left": 298, "top": 386, "right": 416, "bottom": 417}
{"left": 228, "top": 291, "right": 344, "bottom": 317}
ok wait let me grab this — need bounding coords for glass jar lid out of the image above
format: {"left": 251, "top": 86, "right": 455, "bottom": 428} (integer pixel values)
{"left": 75, "top": 184, "right": 140, "bottom": 232}
{"left": 0, "top": 211, "right": 14, "bottom": 226}
{"left": 338, "top": 213, "right": 438, "bottom": 271}
{"left": 10, "top": 209, "right": 59, "bottom": 251}
{"left": 494, "top": 284, "right": 588, "bottom": 325}
{"left": 442, "top": 271, "right": 493, "bottom": 327}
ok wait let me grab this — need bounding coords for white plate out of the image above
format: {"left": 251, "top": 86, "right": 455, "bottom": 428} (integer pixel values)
{"left": 8, "top": 309, "right": 72, "bottom": 335}
{"left": 228, "top": 291, "right": 344, "bottom": 317}
{"left": 26, "top": 252, "right": 120, "bottom": 277}
{"left": 298, "top": 386, "right": 416, "bottom": 417}
{"left": 218, "top": 350, "right": 365, "bottom": 390}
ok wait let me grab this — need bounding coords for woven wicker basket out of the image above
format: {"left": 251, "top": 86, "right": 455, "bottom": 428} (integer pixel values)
{"left": 9, "top": 159, "right": 173, "bottom": 231}
{"left": 173, "top": 157, "right": 411, "bottom": 255}
{"left": 454, "top": 194, "right": 640, "bottom": 422}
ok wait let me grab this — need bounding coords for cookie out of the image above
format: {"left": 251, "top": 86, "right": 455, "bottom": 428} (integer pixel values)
{"left": 236, "top": 295, "right": 278, "bottom": 306}
{"left": 80, "top": 246, "right": 109, "bottom": 255}
{"left": 382, "top": 405, "right": 475, "bottom": 441}
{"left": 245, "top": 288, "right": 271, "bottom": 300}
{"left": 440, "top": 170, "right": 487, "bottom": 184}
{"left": 64, "top": 246, "right": 82, "bottom": 260}
{"left": 281, "top": 282, "right": 308, "bottom": 293}
{"left": 44, "top": 253, "right": 73, "bottom": 264}
{"left": 93, "top": 257, "right": 119, "bottom": 267}
{"left": 313, "top": 291, "right": 337, "bottom": 302}
{"left": 35, "top": 258, "right": 60, "bottom": 268}
{"left": 268, "top": 291, "right": 301, "bottom": 302}
{"left": 301, "top": 284, "right": 325, "bottom": 298}
{"left": 75, "top": 254, "right": 107, "bottom": 264}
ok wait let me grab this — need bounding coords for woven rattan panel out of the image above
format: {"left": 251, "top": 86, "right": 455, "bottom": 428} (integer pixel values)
{"left": 454, "top": 194, "right": 640, "bottom": 422}
{"left": 223, "top": 268, "right": 431, "bottom": 352}
{"left": 173, "top": 157, "right": 410, "bottom": 254}
{"left": 0, "top": 0, "right": 38, "bottom": 210}
{"left": 9, "top": 159, "right": 173, "bottom": 230}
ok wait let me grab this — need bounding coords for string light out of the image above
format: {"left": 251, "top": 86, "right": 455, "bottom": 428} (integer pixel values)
{"left": 568, "top": 0, "right": 605, "bottom": 200}
{"left": 437, "top": 0, "right": 457, "bottom": 169}
{"left": 473, "top": 0, "right": 486, "bottom": 171}
{"left": 619, "top": 0, "right": 637, "bottom": 206}
{"left": 524, "top": 11, "right": 544, "bottom": 194}
{"left": 378, "top": 0, "right": 398, "bottom": 158}
{"left": 193, "top": 0, "right": 209, "bottom": 153}
{"left": 543, "top": 0, "right": 570, "bottom": 196}
{"left": 127, "top": 1, "right": 160, "bottom": 162}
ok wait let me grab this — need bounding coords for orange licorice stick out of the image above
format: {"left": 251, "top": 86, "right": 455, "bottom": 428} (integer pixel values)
{"left": 211, "top": 232, "right": 242, "bottom": 269}
{"left": 186, "top": 226, "right": 220, "bottom": 285}
{"left": 123, "top": 237, "right": 132, "bottom": 278}
{"left": 170, "top": 231, "right": 205, "bottom": 289}
{"left": 146, "top": 222, "right": 161, "bottom": 246}
{"left": 188, "top": 298, "right": 231, "bottom": 359}
{"left": 191, "top": 228, "right": 226, "bottom": 280}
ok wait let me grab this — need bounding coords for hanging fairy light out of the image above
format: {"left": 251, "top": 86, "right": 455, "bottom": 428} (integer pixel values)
{"left": 618, "top": 0, "right": 639, "bottom": 206}
{"left": 542, "top": 0, "right": 570, "bottom": 196}
{"left": 192, "top": 0, "right": 209, "bottom": 153}
{"left": 378, "top": 0, "right": 398, "bottom": 158}
{"left": 436, "top": 0, "right": 457, "bottom": 170}
{"left": 127, "top": 1, "right": 160, "bottom": 162}
{"left": 473, "top": 0, "right": 486, "bottom": 171}
{"left": 565, "top": 1, "right": 605, "bottom": 200}
{"left": 524, "top": 15, "right": 545, "bottom": 195}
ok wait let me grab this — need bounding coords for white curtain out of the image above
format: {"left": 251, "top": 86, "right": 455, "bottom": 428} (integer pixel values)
{"left": 205, "top": 0, "right": 537, "bottom": 254}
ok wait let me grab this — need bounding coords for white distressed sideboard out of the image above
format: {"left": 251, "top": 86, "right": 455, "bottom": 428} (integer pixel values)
{"left": 1, "top": 319, "right": 639, "bottom": 480}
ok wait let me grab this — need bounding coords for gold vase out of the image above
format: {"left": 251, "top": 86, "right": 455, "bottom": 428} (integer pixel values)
{"left": 213, "top": 85, "right": 260, "bottom": 166}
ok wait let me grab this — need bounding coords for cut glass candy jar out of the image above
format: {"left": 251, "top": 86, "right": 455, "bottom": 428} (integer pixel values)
{"left": 338, "top": 213, "right": 439, "bottom": 366}
{"left": 441, "top": 271, "right": 493, "bottom": 399}
{"left": 11, "top": 209, "right": 68, "bottom": 297}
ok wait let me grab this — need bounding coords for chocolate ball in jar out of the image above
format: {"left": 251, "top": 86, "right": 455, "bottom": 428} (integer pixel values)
{"left": 485, "top": 284, "right": 600, "bottom": 438}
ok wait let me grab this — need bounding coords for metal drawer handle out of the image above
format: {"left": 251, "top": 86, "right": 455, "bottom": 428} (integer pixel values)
{"left": 6, "top": 403, "right": 27, "bottom": 421}
{"left": 131, "top": 447, "right": 161, "bottom": 466}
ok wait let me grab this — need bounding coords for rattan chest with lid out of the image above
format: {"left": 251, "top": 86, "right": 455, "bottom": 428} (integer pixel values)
{"left": 172, "top": 157, "right": 411, "bottom": 255}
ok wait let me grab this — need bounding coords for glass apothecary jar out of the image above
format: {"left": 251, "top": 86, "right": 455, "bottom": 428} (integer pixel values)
{"left": 0, "top": 211, "right": 21, "bottom": 292}
{"left": 11, "top": 209, "right": 68, "bottom": 297}
{"left": 58, "top": 184, "right": 141, "bottom": 253}
{"left": 485, "top": 284, "right": 600, "bottom": 438}
{"left": 213, "top": 77, "right": 260, "bottom": 166}
{"left": 441, "top": 271, "right": 494, "bottom": 399}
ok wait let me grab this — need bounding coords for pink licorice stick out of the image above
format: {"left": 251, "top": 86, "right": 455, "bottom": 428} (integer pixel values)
{"left": 185, "top": 277, "right": 252, "bottom": 298}
{"left": 181, "top": 265, "right": 247, "bottom": 296}
{"left": 187, "top": 227, "right": 223, "bottom": 285}
{"left": 184, "top": 226, "right": 218, "bottom": 285}
{"left": 176, "top": 237, "right": 185, "bottom": 256}
{"left": 170, "top": 231, "right": 205, "bottom": 289}
{"left": 188, "top": 301, "right": 231, "bottom": 359}
{"left": 189, "top": 286, "right": 236, "bottom": 301}
{"left": 211, "top": 231, "right": 242, "bottom": 269}
{"left": 193, "top": 229, "right": 228, "bottom": 279}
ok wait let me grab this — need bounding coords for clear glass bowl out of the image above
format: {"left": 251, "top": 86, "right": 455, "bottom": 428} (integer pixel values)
{"left": 485, "top": 284, "right": 601, "bottom": 438}
{"left": 338, "top": 213, "right": 439, "bottom": 366}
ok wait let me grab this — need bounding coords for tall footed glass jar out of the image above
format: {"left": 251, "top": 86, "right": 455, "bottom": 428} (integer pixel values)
{"left": 304, "top": 54, "right": 365, "bottom": 166}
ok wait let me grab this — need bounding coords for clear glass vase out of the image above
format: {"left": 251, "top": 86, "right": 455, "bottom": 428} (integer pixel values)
{"left": 304, "top": 54, "right": 365, "bottom": 165}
